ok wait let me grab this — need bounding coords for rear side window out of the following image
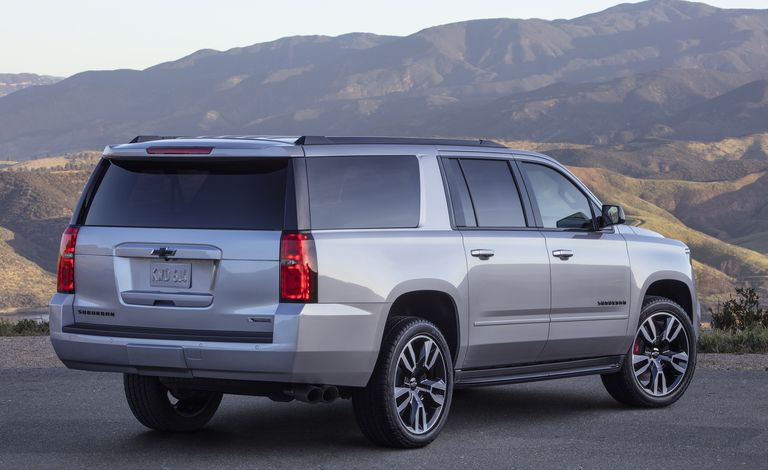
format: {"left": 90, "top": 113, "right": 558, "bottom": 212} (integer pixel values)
{"left": 306, "top": 156, "right": 420, "bottom": 229}
{"left": 84, "top": 159, "right": 289, "bottom": 230}
{"left": 458, "top": 159, "right": 527, "bottom": 228}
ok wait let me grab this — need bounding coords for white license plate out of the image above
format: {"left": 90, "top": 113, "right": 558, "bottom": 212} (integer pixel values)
{"left": 150, "top": 263, "right": 191, "bottom": 289}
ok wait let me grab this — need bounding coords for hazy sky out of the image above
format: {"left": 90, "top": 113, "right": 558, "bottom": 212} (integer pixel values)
{"left": 2, "top": 0, "right": 766, "bottom": 76}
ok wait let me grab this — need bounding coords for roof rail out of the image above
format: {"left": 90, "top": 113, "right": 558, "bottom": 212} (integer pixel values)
{"left": 295, "top": 136, "right": 506, "bottom": 148}
{"left": 129, "top": 135, "right": 180, "bottom": 144}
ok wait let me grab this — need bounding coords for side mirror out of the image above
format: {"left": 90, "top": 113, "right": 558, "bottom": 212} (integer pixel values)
{"left": 600, "top": 204, "right": 626, "bottom": 227}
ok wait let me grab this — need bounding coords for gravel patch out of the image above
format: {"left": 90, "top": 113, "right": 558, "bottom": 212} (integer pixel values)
{"left": 698, "top": 353, "right": 768, "bottom": 371}
{"left": 0, "top": 336, "right": 766, "bottom": 371}
{"left": 0, "top": 337, "right": 62, "bottom": 369}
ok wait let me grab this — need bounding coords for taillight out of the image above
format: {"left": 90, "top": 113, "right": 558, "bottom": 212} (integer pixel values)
{"left": 57, "top": 226, "right": 79, "bottom": 293}
{"left": 280, "top": 232, "right": 317, "bottom": 303}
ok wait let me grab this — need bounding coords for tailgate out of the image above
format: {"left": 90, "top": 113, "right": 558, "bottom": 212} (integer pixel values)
{"left": 67, "top": 157, "right": 293, "bottom": 340}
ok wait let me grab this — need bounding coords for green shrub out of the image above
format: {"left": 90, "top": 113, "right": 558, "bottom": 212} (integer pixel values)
{"left": 698, "top": 326, "right": 768, "bottom": 353}
{"left": 710, "top": 287, "right": 768, "bottom": 330}
{"left": 0, "top": 319, "right": 50, "bottom": 336}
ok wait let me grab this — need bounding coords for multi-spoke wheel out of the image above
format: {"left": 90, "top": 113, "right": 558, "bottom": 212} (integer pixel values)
{"left": 123, "top": 374, "right": 223, "bottom": 432}
{"left": 393, "top": 335, "right": 448, "bottom": 434}
{"left": 353, "top": 317, "right": 454, "bottom": 448}
{"left": 602, "top": 296, "right": 697, "bottom": 407}
{"left": 632, "top": 312, "right": 690, "bottom": 396}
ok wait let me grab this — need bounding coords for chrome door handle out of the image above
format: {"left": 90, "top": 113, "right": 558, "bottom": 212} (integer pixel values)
{"left": 552, "top": 249, "right": 574, "bottom": 260}
{"left": 471, "top": 249, "right": 495, "bottom": 260}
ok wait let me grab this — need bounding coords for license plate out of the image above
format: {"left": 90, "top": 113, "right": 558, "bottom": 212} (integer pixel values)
{"left": 150, "top": 263, "right": 191, "bottom": 289}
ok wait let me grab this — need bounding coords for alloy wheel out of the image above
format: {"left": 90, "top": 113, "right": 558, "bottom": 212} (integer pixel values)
{"left": 393, "top": 334, "right": 448, "bottom": 434}
{"left": 632, "top": 312, "right": 690, "bottom": 397}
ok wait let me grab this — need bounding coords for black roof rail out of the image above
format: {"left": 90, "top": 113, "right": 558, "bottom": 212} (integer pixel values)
{"left": 295, "top": 136, "right": 506, "bottom": 148}
{"left": 129, "top": 135, "right": 180, "bottom": 144}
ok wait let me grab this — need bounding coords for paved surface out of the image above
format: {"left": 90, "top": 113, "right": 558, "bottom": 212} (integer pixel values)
{"left": 0, "top": 368, "right": 766, "bottom": 469}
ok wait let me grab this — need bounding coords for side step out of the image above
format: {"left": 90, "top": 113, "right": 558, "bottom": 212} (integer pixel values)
{"left": 455, "top": 356, "right": 623, "bottom": 388}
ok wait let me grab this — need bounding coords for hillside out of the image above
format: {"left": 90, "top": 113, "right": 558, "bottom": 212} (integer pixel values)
{"left": 419, "top": 69, "right": 760, "bottom": 144}
{"left": 0, "top": 154, "right": 97, "bottom": 272}
{"left": 0, "top": 73, "right": 62, "bottom": 98}
{"left": 665, "top": 80, "right": 768, "bottom": 141}
{"left": 0, "top": 227, "right": 56, "bottom": 312}
{"left": 2, "top": 0, "right": 768, "bottom": 158}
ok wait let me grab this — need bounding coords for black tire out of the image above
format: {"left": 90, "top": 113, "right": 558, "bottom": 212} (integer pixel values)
{"left": 352, "top": 316, "right": 454, "bottom": 448}
{"left": 123, "top": 374, "right": 223, "bottom": 432}
{"left": 601, "top": 296, "right": 697, "bottom": 407}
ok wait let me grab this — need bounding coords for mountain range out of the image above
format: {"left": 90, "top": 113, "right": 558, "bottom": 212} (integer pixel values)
{"left": 0, "top": 0, "right": 767, "bottom": 314}
{"left": 0, "top": 73, "right": 62, "bottom": 98}
{"left": 1, "top": 0, "right": 768, "bottom": 159}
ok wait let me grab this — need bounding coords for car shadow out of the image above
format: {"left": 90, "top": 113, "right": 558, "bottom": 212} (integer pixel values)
{"left": 123, "top": 381, "right": 624, "bottom": 453}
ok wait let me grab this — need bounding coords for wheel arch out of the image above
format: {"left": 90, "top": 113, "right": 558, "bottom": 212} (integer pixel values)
{"left": 385, "top": 288, "right": 463, "bottom": 363}
{"left": 640, "top": 276, "right": 695, "bottom": 324}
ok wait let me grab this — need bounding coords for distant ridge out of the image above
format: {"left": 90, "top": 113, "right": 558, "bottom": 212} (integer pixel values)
{"left": 1, "top": 0, "right": 768, "bottom": 158}
{"left": 0, "top": 73, "right": 62, "bottom": 98}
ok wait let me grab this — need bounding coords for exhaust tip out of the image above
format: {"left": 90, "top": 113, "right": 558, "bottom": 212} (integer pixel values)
{"left": 321, "top": 386, "right": 339, "bottom": 403}
{"left": 306, "top": 386, "right": 323, "bottom": 403}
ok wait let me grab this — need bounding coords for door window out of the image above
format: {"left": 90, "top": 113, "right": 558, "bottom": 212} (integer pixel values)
{"left": 448, "top": 159, "right": 527, "bottom": 228}
{"left": 522, "top": 162, "right": 594, "bottom": 230}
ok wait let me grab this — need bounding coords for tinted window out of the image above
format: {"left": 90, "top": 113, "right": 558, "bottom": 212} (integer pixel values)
{"left": 459, "top": 159, "right": 526, "bottom": 228}
{"left": 522, "top": 162, "right": 594, "bottom": 229}
{"left": 85, "top": 159, "right": 288, "bottom": 230}
{"left": 307, "top": 156, "right": 420, "bottom": 229}
{"left": 442, "top": 159, "right": 476, "bottom": 227}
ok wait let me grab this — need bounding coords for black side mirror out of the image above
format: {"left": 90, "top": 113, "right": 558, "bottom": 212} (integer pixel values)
{"left": 600, "top": 204, "right": 626, "bottom": 227}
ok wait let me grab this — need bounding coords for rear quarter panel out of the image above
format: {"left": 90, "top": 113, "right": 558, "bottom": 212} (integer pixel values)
{"left": 307, "top": 151, "right": 471, "bottom": 367}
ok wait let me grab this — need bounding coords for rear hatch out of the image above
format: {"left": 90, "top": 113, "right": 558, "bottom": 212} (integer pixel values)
{"left": 70, "top": 157, "right": 294, "bottom": 341}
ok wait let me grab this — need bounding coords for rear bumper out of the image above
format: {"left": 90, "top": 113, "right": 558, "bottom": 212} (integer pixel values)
{"left": 49, "top": 294, "right": 386, "bottom": 387}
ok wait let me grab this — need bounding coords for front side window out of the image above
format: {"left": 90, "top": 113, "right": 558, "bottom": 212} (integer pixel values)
{"left": 522, "top": 162, "right": 594, "bottom": 230}
{"left": 306, "top": 156, "right": 420, "bottom": 229}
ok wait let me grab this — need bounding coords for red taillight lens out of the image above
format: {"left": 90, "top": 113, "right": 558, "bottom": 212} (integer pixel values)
{"left": 280, "top": 232, "right": 317, "bottom": 303}
{"left": 57, "top": 226, "right": 78, "bottom": 293}
{"left": 146, "top": 146, "right": 213, "bottom": 155}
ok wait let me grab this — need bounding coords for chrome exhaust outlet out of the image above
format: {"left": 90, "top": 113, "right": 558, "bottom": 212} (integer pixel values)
{"left": 286, "top": 385, "right": 323, "bottom": 404}
{"left": 321, "top": 385, "right": 339, "bottom": 403}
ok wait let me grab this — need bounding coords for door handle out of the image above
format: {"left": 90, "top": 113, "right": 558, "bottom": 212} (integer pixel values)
{"left": 552, "top": 249, "right": 574, "bottom": 260}
{"left": 471, "top": 249, "right": 495, "bottom": 260}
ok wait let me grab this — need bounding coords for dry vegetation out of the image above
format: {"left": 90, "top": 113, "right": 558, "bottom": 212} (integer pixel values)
{"left": 0, "top": 227, "right": 56, "bottom": 311}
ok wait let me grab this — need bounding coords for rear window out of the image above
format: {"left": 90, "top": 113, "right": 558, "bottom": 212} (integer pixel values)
{"left": 84, "top": 159, "right": 289, "bottom": 230}
{"left": 306, "top": 156, "right": 420, "bottom": 229}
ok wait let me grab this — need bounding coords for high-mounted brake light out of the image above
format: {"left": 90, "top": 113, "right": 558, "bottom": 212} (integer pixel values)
{"left": 57, "top": 226, "right": 79, "bottom": 293}
{"left": 280, "top": 232, "right": 317, "bottom": 303}
{"left": 146, "top": 147, "right": 213, "bottom": 155}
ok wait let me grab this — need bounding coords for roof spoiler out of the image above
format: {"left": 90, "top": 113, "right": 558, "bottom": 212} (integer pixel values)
{"left": 129, "top": 135, "right": 180, "bottom": 143}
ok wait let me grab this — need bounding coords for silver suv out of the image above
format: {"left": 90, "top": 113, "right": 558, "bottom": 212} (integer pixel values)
{"left": 50, "top": 136, "right": 699, "bottom": 447}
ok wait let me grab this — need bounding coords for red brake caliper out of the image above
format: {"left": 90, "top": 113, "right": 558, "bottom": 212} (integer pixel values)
{"left": 633, "top": 336, "right": 642, "bottom": 355}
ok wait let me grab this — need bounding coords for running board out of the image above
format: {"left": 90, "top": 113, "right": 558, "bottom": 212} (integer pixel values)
{"left": 455, "top": 356, "right": 624, "bottom": 387}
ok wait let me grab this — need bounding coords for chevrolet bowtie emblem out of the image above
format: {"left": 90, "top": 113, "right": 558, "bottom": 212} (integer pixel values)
{"left": 151, "top": 247, "right": 177, "bottom": 259}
